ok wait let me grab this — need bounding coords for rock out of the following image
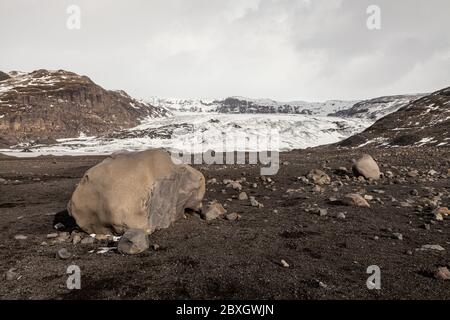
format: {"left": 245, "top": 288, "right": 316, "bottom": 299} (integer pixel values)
{"left": 118, "top": 229, "right": 149, "bottom": 255}
{"left": 363, "top": 195, "right": 374, "bottom": 201}
{"left": 202, "top": 202, "right": 227, "bottom": 220}
{"left": 46, "top": 233, "right": 58, "bottom": 239}
{"left": 54, "top": 222, "right": 65, "bottom": 231}
{"left": 352, "top": 154, "right": 381, "bottom": 180}
{"left": 5, "top": 268, "right": 18, "bottom": 281}
{"left": 407, "top": 170, "right": 419, "bottom": 178}
{"left": 238, "top": 192, "right": 248, "bottom": 201}
{"left": 249, "top": 196, "right": 264, "bottom": 208}
{"left": 58, "top": 232, "right": 70, "bottom": 242}
{"left": 418, "top": 244, "right": 445, "bottom": 251}
{"left": 80, "top": 236, "right": 95, "bottom": 245}
{"left": 151, "top": 244, "right": 160, "bottom": 251}
{"left": 410, "top": 189, "right": 419, "bottom": 196}
{"left": 225, "top": 212, "right": 240, "bottom": 221}
{"left": 226, "top": 181, "right": 242, "bottom": 191}
{"left": 252, "top": 183, "right": 258, "bottom": 188}
{"left": 68, "top": 149, "right": 205, "bottom": 235}
{"left": 311, "top": 208, "right": 328, "bottom": 216}
{"left": 206, "top": 178, "right": 217, "bottom": 184}
{"left": 435, "top": 207, "right": 450, "bottom": 217}
{"left": 0, "top": 178, "right": 6, "bottom": 184}
{"left": 72, "top": 233, "right": 82, "bottom": 245}
{"left": 428, "top": 169, "right": 438, "bottom": 176}
{"left": 307, "top": 169, "right": 331, "bottom": 185}
{"left": 14, "top": 235, "right": 27, "bottom": 240}
{"left": 280, "top": 259, "right": 290, "bottom": 268}
{"left": 342, "top": 194, "right": 371, "bottom": 208}
{"left": 434, "top": 267, "right": 450, "bottom": 280}
{"left": 336, "top": 212, "right": 346, "bottom": 219}
{"left": 56, "top": 248, "right": 72, "bottom": 260}
{"left": 392, "top": 233, "right": 403, "bottom": 240}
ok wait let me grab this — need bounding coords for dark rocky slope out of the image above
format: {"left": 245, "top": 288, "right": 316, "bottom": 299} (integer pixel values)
{"left": 339, "top": 87, "right": 450, "bottom": 148}
{"left": 0, "top": 70, "right": 169, "bottom": 147}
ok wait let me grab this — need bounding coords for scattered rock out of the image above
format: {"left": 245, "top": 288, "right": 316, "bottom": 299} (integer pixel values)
{"left": 118, "top": 229, "right": 149, "bottom": 255}
{"left": 225, "top": 212, "right": 240, "bottom": 221}
{"left": 280, "top": 259, "right": 290, "bottom": 268}
{"left": 342, "top": 194, "right": 371, "bottom": 208}
{"left": 46, "top": 233, "right": 58, "bottom": 239}
{"left": 14, "top": 235, "right": 27, "bottom": 240}
{"left": 311, "top": 207, "right": 328, "bottom": 216}
{"left": 392, "top": 233, "right": 403, "bottom": 240}
{"left": 226, "top": 181, "right": 242, "bottom": 191}
{"left": 434, "top": 267, "right": 450, "bottom": 280}
{"left": 238, "top": 192, "right": 248, "bottom": 201}
{"left": 435, "top": 207, "right": 450, "bottom": 217}
{"left": 54, "top": 222, "right": 65, "bottom": 231}
{"left": 72, "top": 233, "right": 82, "bottom": 245}
{"left": 307, "top": 169, "right": 331, "bottom": 185}
{"left": 418, "top": 244, "right": 445, "bottom": 251}
{"left": 336, "top": 212, "right": 346, "bottom": 219}
{"left": 352, "top": 154, "right": 381, "bottom": 180}
{"left": 5, "top": 268, "right": 18, "bottom": 281}
{"left": 80, "top": 236, "right": 95, "bottom": 245}
{"left": 56, "top": 248, "right": 72, "bottom": 260}
{"left": 202, "top": 202, "right": 227, "bottom": 220}
{"left": 249, "top": 196, "right": 264, "bottom": 208}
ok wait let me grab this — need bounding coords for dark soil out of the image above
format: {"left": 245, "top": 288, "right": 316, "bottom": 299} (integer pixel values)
{"left": 0, "top": 146, "right": 449, "bottom": 299}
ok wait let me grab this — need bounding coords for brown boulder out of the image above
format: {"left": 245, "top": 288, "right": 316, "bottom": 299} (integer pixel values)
{"left": 307, "top": 169, "right": 331, "bottom": 185}
{"left": 68, "top": 149, "right": 205, "bottom": 235}
{"left": 352, "top": 154, "right": 381, "bottom": 180}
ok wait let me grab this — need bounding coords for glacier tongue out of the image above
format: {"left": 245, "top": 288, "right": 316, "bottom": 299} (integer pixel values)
{"left": 1, "top": 113, "right": 373, "bottom": 156}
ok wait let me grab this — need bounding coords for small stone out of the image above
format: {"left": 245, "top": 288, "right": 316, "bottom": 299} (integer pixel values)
{"left": 252, "top": 183, "right": 258, "bottom": 188}
{"left": 373, "top": 236, "right": 379, "bottom": 240}
{"left": 418, "top": 244, "right": 445, "bottom": 251}
{"left": 72, "top": 233, "right": 82, "bottom": 245}
{"left": 428, "top": 169, "right": 438, "bottom": 176}
{"left": 336, "top": 212, "right": 346, "bottom": 219}
{"left": 393, "top": 233, "right": 403, "bottom": 240}
{"left": 207, "top": 178, "right": 217, "bottom": 184}
{"left": 14, "top": 235, "right": 27, "bottom": 240}
{"left": 280, "top": 259, "right": 290, "bottom": 268}
{"left": 0, "top": 178, "right": 7, "bottom": 184}
{"left": 202, "top": 202, "right": 227, "bottom": 220}
{"left": 407, "top": 170, "right": 419, "bottom": 178}
{"left": 250, "top": 196, "right": 263, "bottom": 208}
{"left": 226, "top": 181, "right": 242, "bottom": 191}
{"left": 80, "top": 236, "right": 95, "bottom": 245}
{"left": 118, "top": 229, "right": 149, "bottom": 255}
{"left": 151, "top": 244, "right": 160, "bottom": 251}
{"left": 342, "top": 194, "right": 371, "bottom": 208}
{"left": 435, "top": 207, "right": 450, "bottom": 217}
{"left": 238, "top": 192, "right": 248, "bottom": 201}
{"left": 363, "top": 194, "right": 374, "bottom": 201}
{"left": 54, "top": 222, "right": 65, "bottom": 231}
{"left": 46, "top": 233, "right": 58, "bottom": 239}
{"left": 56, "top": 248, "right": 72, "bottom": 260}
{"left": 410, "top": 189, "right": 419, "bottom": 196}
{"left": 434, "top": 267, "right": 450, "bottom": 280}
{"left": 5, "top": 268, "right": 18, "bottom": 281}
{"left": 225, "top": 212, "right": 240, "bottom": 221}
{"left": 307, "top": 169, "right": 331, "bottom": 185}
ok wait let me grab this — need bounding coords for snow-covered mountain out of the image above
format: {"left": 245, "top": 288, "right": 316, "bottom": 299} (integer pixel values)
{"left": 330, "top": 94, "right": 426, "bottom": 120}
{"left": 146, "top": 94, "right": 423, "bottom": 120}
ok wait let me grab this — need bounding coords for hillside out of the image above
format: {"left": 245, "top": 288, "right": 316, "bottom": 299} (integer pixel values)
{"left": 339, "top": 87, "right": 450, "bottom": 148}
{"left": 0, "top": 70, "right": 169, "bottom": 147}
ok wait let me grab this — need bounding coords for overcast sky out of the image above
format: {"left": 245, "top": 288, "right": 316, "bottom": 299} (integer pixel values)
{"left": 1, "top": 0, "right": 449, "bottom": 101}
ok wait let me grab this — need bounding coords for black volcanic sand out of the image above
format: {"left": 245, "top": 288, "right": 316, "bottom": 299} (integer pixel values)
{"left": 0, "top": 147, "right": 449, "bottom": 299}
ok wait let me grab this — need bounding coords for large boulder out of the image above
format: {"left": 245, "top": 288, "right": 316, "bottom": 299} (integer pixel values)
{"left": 68, "top": 149, "right": 205, "bottom": 235}
{"left": 352, "top": 154, "right": 381, "bottom": 180}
